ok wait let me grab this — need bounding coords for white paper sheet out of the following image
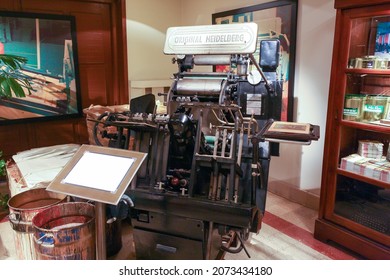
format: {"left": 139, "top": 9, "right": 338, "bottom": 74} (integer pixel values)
{"left": 12, "top": 144, "right": 80, "bottom": 188}
{"left": 62, "top": 151, "right": 135, "bottom": 193}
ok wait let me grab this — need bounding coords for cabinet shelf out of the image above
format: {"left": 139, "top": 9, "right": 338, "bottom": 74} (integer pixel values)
{"left": 337, "top": 168, "right": 390, "bottom": 189}
{"left": 340, "top": 119, "right": 390, "bottom": 133}
{"left": 345, "top": 68, "right": 390, "bottom": 75}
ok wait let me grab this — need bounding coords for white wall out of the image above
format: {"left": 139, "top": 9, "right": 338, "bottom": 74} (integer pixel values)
{"left": 126, "top": 0, "right": 181, "bottom": 82}
{"left": 269, "top": 0, "right": 335, "bottom": 191}
{"left": 125, "top": 0, "right": 336, "bottom": 192}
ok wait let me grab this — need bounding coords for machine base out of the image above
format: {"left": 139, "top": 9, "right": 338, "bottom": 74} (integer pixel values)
{"left": 132, "top": 210, "right": 221, "bottom": 260}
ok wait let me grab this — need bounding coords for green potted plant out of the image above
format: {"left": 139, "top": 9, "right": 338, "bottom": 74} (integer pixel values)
{"left": 0, "top": 54, "right": 33, "bottom": 98}
{"left": 0, "top": 150, "right": 9, "bottom": 220}
{"left": 0, "top": 53, "right": 30, "bottom": 219}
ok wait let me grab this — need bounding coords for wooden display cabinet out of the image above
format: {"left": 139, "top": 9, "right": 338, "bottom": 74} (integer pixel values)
{"left": 314, "top": 0, "right": 390, "bottom": 259}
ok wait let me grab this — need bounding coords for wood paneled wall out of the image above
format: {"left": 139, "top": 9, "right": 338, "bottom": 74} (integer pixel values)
{"left": 0, "top": 0, "right": 128, "bottom": 159}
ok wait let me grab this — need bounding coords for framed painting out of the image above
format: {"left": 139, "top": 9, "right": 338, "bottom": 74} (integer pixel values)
{"left": 0, "top": 11, "right": 81, "bottom": 125}
{"left": 212, "top": 0, "right": 297, "bottom": 121}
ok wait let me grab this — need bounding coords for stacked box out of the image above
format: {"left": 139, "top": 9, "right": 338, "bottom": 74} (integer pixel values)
{"left": 340, "top": 153, "right": 390, "bottom": 182}
{"left": 340, "top": 153, "right": 366, "bottom": 171}
{"left": 358, "top": 140, "right": 384, "bottom": 159}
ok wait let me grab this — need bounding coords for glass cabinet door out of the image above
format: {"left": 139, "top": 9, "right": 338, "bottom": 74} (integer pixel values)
{"left": 315, "top": 1, "right": 390, "bottom": 259}
{"left": 332, "top": 14, "right": 390, "bottom": 244}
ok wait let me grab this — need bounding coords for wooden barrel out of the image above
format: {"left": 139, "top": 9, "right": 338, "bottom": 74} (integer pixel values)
{"left": 32, "top": 202, "right": 95, "bottom": 260}
{"left": 7, "top": 187, "right": 67, "bottom": 260}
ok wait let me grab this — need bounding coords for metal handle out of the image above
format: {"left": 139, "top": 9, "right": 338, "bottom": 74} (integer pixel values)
{"left": 8, "top": 212, "right": 35, "bottom": 232}
{"left": 8, "top": 212, "right": 21, "bottom": 224}
{"left": 106, "top": 217, "right": 117, "bottom": 224}
{"left": 264, "top": 137, "right": 312, "bottom": 145}
{"left": 155, "top": 244, "right": 177, "bottom": 254}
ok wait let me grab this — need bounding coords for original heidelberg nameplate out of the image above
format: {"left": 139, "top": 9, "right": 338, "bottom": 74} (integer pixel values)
{"left": 163, "top": 22, "right": 258, "bottom": 55}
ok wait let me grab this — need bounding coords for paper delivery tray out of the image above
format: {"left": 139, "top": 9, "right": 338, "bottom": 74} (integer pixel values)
{"left": 260, "top": 120, "right": 320, "bottom": 144}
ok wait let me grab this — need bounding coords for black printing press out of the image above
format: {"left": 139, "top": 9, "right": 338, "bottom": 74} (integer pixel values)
{"left": 90, "top": 23, "right": 319, "bottom": 259}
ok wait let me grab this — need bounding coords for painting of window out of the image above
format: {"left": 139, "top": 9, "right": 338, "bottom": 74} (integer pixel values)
{"left": 0, "top": 11, "right": 81, "bottom": 124}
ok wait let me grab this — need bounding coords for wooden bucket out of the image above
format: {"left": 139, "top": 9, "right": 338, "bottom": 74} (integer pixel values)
{"left": 106, "top": 218, "right": 122, "bottom": 257}
{"left": 32, "top": 202, "right": 96, "bottom": 260}
{"left": 7, "top": 187, "right": 67, "bottom": 260}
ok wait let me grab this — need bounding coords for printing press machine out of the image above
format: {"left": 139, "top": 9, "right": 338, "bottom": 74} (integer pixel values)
{"left": 90, "top": 23, "right": 319, "bottom": 259}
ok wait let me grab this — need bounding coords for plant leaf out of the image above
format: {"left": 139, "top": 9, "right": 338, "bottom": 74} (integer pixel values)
{"left": 0, "top": 54, "right": 27, "bottom": 70}
{"left": 7, "top": 78, "right": 26, "bottom": 97}
{"left": 1, "top": 79, "right": 12, "bottom": 98}
{"left": 0, "top": 150, "right": 4, "bottom": 177}
{"left": 0, "top": 54, "right": 31, "bottom": 98}
{"left": 0, "top": 160, "right": 5, "bottom": 177}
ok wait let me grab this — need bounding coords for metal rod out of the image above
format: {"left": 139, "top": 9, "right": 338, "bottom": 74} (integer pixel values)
{"left": 208, "top": 173, "right": 215, "bottom": 199}
{"left": 249, "top": 53, "right": 273, "bottom": 94}
{"left": 224, "top": 178, "right": 230, "bottom": 201}
{"left": 130, "top": 132, "right": 141, "bottom": 189}
{"left": 211, "top": 129, "right": 220, "bottom": 200}
{"left": 189, "top": 110, "right": 203, "bottom": 197}
{"left": 212, "top": 166, "right": 218, "bottom": 200}
{"left": 236, "top": 232, "right": 251, "bottom": 258}
{"left": 95, "top": 202, "right": 106, "bottom": 260}
{"left": 212, "top": 109, "right": 234, "bottom": 126}
{"left": 216, "top": 129, "right": 227, "bottom": 200}
{"left": 206, "top": 221, "right": 214, "bottom": 260}
{"left": 149, "top": 131, "right": 159, "bottom": 189}
{"left": 231, "top": 113, "right": 239, "bottom": 202}
{"left": 234, "top": 124, "right": 244, "bottom": 203}
{"left": 161, "top": 131, "right": 169, "bottom": 181}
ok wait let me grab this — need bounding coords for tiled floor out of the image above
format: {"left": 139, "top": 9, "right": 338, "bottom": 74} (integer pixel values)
{"left": 224, "top": 192, "right": 359, "bottom": 260}
{"left": 0, "top": 191, "right": 360, "bottom": 260}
